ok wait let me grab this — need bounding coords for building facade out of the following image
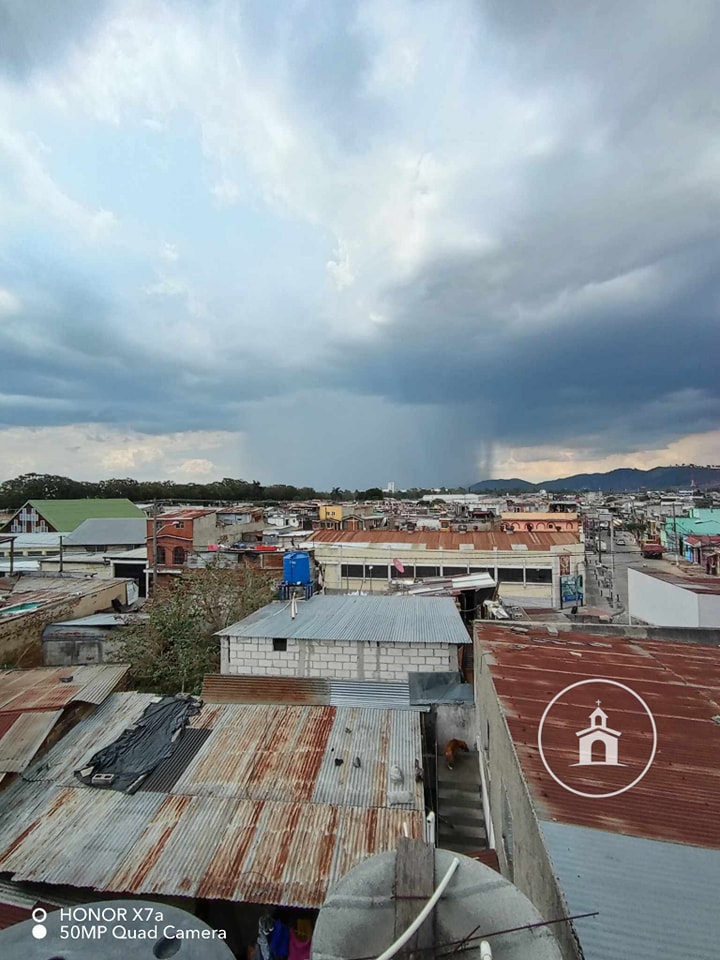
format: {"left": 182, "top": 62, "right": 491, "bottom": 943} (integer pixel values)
{"left": 305, "top": 530, "right": 584, "bottom": 608}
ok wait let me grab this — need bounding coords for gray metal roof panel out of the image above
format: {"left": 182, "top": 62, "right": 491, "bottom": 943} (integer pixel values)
{"left": 63, "top": 518, "right": 147, "bottom": 546}
{"left": 328, "top": 679, "right": 412, "bottom": 709}
{"left": 219, "top": 594, "right": 470, "bottom": 644}
{"left": 541, "top": 820, "right": 720, "bottom": 960}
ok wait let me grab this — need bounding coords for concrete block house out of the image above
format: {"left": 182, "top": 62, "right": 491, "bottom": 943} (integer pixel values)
{"left": 218, "top": 594, "right": 471, "bottom": 681}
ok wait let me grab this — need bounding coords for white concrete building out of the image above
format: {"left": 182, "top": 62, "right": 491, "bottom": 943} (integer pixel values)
{"left": 218, "top": 594, "right": 470, "bottom": 681}
{"left": 628, "top": 568, "right": 720, "bottom": 627}
{"left": 304, "top": 529, "right": 584, "bottom": 608}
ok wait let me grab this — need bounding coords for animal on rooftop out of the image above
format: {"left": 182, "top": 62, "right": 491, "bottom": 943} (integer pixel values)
{"left": 444, "top": 738, "right": 469, "bottom": 770}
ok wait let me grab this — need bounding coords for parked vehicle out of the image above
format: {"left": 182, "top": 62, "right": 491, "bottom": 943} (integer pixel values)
{"left": 641, "top": 541, "right": 664, "bottom": 558}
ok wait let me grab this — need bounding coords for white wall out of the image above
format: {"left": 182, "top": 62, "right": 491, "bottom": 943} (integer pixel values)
{"left": 628, "top": 569, "right": 699, "bottom": 627}
{"left": 223, "top": 636, "right": 457, "bottom": 680}
{"left": 698, "top": 592, "right": 720, "bottom": 627}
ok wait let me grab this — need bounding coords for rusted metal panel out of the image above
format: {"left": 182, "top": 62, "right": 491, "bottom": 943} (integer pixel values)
{"left": 477, "top": 625, "right": 720, "bottom": 848}
{"left": 201, "top": 675, "right": 331, "bottom": 705}
{"left": 0, "top": 782, "right": 423, "bottom": 908}
{"left": 0, "top": 692, "right": 427, "bottom": 908}
{"left": 0, "top": 665, "right": 126, "bottom": 712}
{"left": 0, "top": 711, "right": 62, "bottom": 773}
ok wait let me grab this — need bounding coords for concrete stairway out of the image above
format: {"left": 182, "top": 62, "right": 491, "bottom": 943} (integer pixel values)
{"left": 436, "top": 751, "right": 488, "bottom": 856}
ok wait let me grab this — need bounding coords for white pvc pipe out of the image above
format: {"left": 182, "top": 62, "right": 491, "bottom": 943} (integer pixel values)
{"left": 374, "top": 857, "right": 460, "bottom": 960}
{"left": 480, "top": 942, "right": 492, "bottom": 960}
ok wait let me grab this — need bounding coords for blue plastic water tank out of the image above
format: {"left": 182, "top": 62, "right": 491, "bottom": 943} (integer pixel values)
{"left": 283, "top": 551, "right": 311, "bottom": 584}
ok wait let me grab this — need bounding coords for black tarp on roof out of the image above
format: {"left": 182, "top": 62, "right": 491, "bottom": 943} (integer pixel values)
{"left": 75, "top": 694, "right": 202, "bottom": 792}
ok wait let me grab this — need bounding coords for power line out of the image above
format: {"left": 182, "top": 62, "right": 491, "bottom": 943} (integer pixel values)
{"left": 346, "top": 911, "right": 599, "bottom": 960}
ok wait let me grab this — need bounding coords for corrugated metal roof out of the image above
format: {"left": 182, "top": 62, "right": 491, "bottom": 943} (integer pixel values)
{"left": 202, "top": 674, "right": 331, "bottom": 705}
{"left": 0, "top": 665, "right": 129, "bottom": 711}
{"left": 219, "top": 594, "right": 470, "bottom": 644}
{"left": 0, "top": 693, "right": 425, "bottom": 908}
{"left": 328, "top": 680, "right": 412, "bottom": 709}
{"left": 63, "top": 518, "right": 146, "bottom": 546}
{"left": 630, "top": 567, "right": 720, "bottom": 595}
{"left": 306, "top": 529, "right": 579, "bottom": 550}
{"left": 0, "top": 710, "right": 61, "bottom": 773}
{"left": 476, "top": 623, "right": 720, "bottom": 848}
{"left": 0, "top": 783, "right": 423, "bottom": 908}
{"left": 201, "top": 675, "right": 414, "bottom": 709}
{"left": 542, "top": 821, "right": 720, "bottom": 960}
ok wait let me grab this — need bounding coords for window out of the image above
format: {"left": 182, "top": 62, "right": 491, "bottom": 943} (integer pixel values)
{"left": 341, "top": 564, "right": 364, "bottom": 578}
{"left": 415, "top": 565, "right": 440, "bottom": 578}
{"left": 526, "top": 568, "right": 552, "bottom": 583}
{"left": 172, "top": 546, "right": 186, "bottom": 565}
{"left": 155, "top": 546, "right": 166, "bottom": 565}
{"left": 443, "top": 565, "right": 468, "bottom": 576}
{"left": 365, "top": 564, "right": 389, "bottom": 579}
{"left": 469, "top": 566, "right": 491, "bottom": 575}
{"left": 273, "top": 638, "right": 288, "bottom": 652}
{"left": 497, "top": 568, "right": 523, "bottom": 582}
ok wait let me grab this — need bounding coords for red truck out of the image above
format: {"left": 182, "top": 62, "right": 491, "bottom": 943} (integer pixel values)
{"left": 641, "top": 541, "right": 664, "bottom": 559}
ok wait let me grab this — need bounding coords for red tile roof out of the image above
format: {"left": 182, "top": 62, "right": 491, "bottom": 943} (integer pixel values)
{"left": 476, "top": 623, "right": 720, "bottom": 848}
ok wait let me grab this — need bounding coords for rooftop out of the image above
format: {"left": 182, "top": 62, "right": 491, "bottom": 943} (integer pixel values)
{"left": 63, "top": 517, "right": 146, "bottom": 546}
{"left": 0, "top": 666, "right": 129, "bottom": 784}
{"left": 201, "top": 675, "right": 414, "bottom": 709}
{"left": 0, "top": 694, "right": 424, "bottom": 907}
{"left": 305, "top": 529, "right": 580, "bottom": 550}
{"left": 629, "top": 566, "right": 720, "bottom": 595}
{"left": 475, "top": 623, "right": 720, "bottom": 848}
{"left": 4, "top": 499, "right": 145, "bottom": 532}
{"left": 218, "top": 594, "right": 471, "bottom": 645}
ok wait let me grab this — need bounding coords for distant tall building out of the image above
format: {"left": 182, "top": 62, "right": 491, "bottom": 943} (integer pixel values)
{"left": 386, "top": 481, "right": 396, "bottom": 494}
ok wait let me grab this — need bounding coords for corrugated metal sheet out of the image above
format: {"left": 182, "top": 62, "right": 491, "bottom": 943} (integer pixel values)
{"left": 477, "top": 624, "right": 720, "bottom": 848}
{"left": 306, "top": 529, "right": 579, "bottom": 550}
{"left": 219, "top": 594, "right": 470, "bottom": 644}
{"left": 0, "top": 710, "right": 61, "bottom": 773}
{"left": 202, "top": 675, "right": 331, "bottom": 705}
{"left": 542, "top": 821, "right": 720, "bottom": 960}
{"left": 329, "top": 680, "right": 412, "bottom": 708}
{"left": 201, "top": 675, "right": 414, "bottom": 709}
{"left": 0, "top": 665, "right": 128, "bottom": 712}
{"left": 0, "top": 783, "right": 423, "bottom": 908}
{"left": 0, "top": 692, "right": 426, "bottom": 908}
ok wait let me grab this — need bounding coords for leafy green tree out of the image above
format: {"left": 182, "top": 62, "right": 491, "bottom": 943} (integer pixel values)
{"left": 113, "top": 563, "right": 276, "bottom": 694}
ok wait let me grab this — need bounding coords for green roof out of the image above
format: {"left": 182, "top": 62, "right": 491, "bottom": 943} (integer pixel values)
{"left": 19, "top": 499, "right": 145, "bottom": 532}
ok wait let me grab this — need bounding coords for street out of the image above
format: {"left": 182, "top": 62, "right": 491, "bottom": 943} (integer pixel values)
{"left": 584, "top": 535, "right": 644, "bottom": 617}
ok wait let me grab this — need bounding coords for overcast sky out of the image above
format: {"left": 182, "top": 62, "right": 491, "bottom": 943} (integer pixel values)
{"left": 1, "top": 0, "right": 719, "bottom": 488}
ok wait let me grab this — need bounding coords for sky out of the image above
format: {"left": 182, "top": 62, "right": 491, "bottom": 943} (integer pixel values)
{"left": 1, "top": 0, "right": 719, "bottom": 489}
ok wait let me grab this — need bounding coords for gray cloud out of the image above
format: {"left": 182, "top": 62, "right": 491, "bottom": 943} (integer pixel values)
{"left": 1, "top": 0, "right": 720, "bottom": 485}
{"left": 0, "top": 0, "right": 110, "bottom": 79}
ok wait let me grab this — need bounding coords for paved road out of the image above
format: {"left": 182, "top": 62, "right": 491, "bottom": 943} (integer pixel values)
{"left": 584, "top": 536, "right": 643, "bottom": 616}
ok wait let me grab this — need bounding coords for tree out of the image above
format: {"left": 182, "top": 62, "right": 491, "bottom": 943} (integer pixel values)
{"left": 113, "top": 563, "right": 276, "bottom": 694}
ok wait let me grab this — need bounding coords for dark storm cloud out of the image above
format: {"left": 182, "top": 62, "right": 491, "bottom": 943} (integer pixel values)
{"left": 2, "top": 0, "right": 720, "bottom": 483}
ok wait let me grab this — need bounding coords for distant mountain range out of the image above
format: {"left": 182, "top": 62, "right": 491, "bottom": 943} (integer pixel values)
{"left": 469, "top": 465, "right": 720, "bottom": 493}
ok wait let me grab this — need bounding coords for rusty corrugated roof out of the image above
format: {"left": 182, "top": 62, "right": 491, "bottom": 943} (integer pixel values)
{"left": 0, "top": 693, "right": 426, "bottom": 907}
{"left": 0, "top": 711, "right": 62, "bottom": 773}
{"left": 476, "top": 623, "right": 720, "bottom": 848}
{"left": 202, "top": 675, "right": 330, "bottom": 705}
{"left": 0, "top": 665, "right": 128, "bottom": 712}
{"left": 306, "top": 529, "right": 579, "bottom": 550}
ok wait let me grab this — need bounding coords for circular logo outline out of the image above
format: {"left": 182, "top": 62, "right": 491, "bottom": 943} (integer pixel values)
{"left": 537, "top": 678, "right": 657, "bottom": 799}
{"left": 31, "top": 908, "right": 47, "bottom": 924}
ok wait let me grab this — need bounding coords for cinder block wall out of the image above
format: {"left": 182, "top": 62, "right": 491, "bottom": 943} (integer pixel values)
{"left": 223, "top": 636, "right": 456, "bottom": 680}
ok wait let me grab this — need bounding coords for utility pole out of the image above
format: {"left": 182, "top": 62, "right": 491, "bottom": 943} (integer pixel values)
{"left": 59, "top": 535, "right": 64, "bottom": 574}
